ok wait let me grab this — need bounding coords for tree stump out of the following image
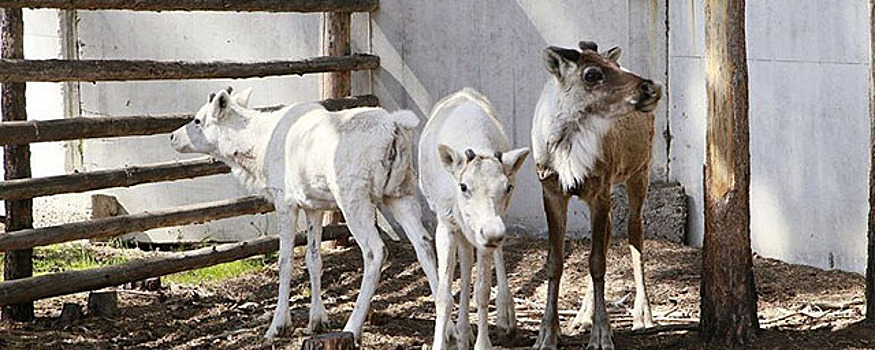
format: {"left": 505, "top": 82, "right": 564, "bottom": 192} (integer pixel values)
{"left": 57, "top": 302, "right": 82, "bottom": 326}
{"left": 87, "top": 291, "right": 119, "bottom": 318}
{"left": 300, "top": 332, "right": 357, "bottom": 350}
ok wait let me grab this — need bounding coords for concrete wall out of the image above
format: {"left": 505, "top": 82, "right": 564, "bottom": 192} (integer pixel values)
{"left": 13, "top": 2, "right": 873, "bottom": 273}
{"left": 372, "top": 0, "right": 669, "bottom": 236}
{"left": 667, "top": 0, "right": 870, "bottom": 273}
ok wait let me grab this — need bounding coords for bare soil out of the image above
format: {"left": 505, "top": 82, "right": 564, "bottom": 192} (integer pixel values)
{"left": 0, "top": 237, "right": 871, "bottom": 349}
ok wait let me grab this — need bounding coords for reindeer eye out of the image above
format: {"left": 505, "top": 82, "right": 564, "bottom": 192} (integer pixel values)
{"left": 583, "top": 67, "right": 604, "bottom": 84}
{"left": 459, "top": 183, "right": 468, "bottom": 192}
{"left": 194, "top": 119, "right": 201, "bottom": 125}
{"left": 506, "top": 184, "right": 514, "bottom": 193}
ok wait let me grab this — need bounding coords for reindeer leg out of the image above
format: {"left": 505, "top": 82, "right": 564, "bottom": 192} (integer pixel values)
{"left": 384, "top": 195, "right": 440, "bottom": 297}
{"left": 586, "top": 191, "right": 614, "bottom": 350}
{"left": 265, "top": 203, "right": 298, "bottom": 338}
{"left": 433, "top": 218, "right": 457, "bottom": 350}
{"left": 533, "top": 177, "right": 570, "bottom": 350}
{"left": 304, "top": 209, "right": 330, "bottom": 334}
{"left": 456, "top": 238, "right": 475, "bottom": 349}
{"left": 493, "top": 247, "right": 517, "bottom": 339}
{"left": 338, "top": 201, "right": 385, "bottom": 341}
{"left": 568, "top": 274, "right": 594, "bottom": 333}
{"left": 474, "top": 248, "right": 495, "bottom": 350}
{"left": 626, "top": 170, "right": 654, "bottom": 329}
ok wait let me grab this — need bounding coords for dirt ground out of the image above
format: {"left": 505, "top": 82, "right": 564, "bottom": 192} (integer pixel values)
{"left": 0, "top": 237, "right": 872, "bottom": 349}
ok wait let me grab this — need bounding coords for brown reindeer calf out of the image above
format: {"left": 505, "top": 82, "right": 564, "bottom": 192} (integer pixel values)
{"left": 530, "top": 41, "right": 662, "bottom": 350}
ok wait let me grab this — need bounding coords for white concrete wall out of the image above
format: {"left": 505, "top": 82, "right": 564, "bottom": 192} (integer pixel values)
{"left": 73, "top": 11, "right": 335, "bottom": 242}
{"left": 372, "top": 0, "right": 669, "bottom": 236}
{"left": 14, "top": 2, "right": 873, "bottom": 273}
{"left": 667, "top": 0, "right": 870, "bottom": 273}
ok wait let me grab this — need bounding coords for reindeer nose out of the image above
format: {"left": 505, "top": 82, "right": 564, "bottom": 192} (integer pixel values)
{"left": 639, "top": 80, "right": 659, "bottom": 99}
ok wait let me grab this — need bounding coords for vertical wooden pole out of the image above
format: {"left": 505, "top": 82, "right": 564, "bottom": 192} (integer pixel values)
{"left": 866, "top": 0, "right": 875, "bottom": 323}
{"left": 1, "top": 7, "right": 34, "bottom": 322}
{"left": 321, "top": 11, "right": 351, "bottom": 243}
{"left": 700, "top": 0, "right": 758, "bottom": 344}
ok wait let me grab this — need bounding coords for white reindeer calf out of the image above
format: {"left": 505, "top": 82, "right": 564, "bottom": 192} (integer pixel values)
{"left": 170, "top": 87, "right": 440, "bottom": 341}
{"left": 419, "top": 89, "right": 529, "bottom": 350}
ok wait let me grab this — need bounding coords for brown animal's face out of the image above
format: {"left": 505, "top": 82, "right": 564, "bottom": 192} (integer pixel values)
{"left": 543, "top": 41, "right": 661, "bottom": 118}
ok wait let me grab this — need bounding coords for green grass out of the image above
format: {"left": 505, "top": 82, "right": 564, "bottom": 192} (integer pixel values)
{"left": 164, "top": 255, "right": 272, "bottom": 286}
{"left": 0, "top": 244, "right": 275, "bottom": 285}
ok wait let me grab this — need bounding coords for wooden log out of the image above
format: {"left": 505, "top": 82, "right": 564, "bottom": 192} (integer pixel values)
{"left": 87, "top": 291, "right": 118, "bottom": 318}
{"left": 1, "top": 7, "right": 34, "bottom": 322}
{"left": 0, "top": 196, "right": 274, "bottom": 252}
{"left": 57, "top": 302, "right": 83, "bottom": 326}
{"left": 322, "top": 12, "right": 353, "bottom": 247}
{"left": 0, "top": 55, "right": 380, "bottom": 82}
{"left": 0, "top": 0, "right": 379, "bottom": 13}
{"left": 0, "top": 158, "right": 230, "bottom": 201}
{"left": 701, "top": 0, "right": 759, "bottom": 344}
{"left": 0, "top": 94, "right": 379, "bottom": 145}
{"left": 301, "top": 332, "right": 357, "bottom": 350}
{"left": 0, "top": 231, "right": 345, "bottom": 306}
{"left": 322, "top": 12, "right": 352, "bottom": 98}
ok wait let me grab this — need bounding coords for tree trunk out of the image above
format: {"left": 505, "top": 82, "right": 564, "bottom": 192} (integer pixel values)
{"left": 1, "top": 8, "right": 33, "bottom": 322}
{"left": 867, "top": 0, "right": 875, "bottom": 323}
{"left": 700, "top": 0, "right": 759, "bottom": 344}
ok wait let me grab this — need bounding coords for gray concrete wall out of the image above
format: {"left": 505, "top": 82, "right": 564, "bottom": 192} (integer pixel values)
{"left": 17, "top": 2, "right": 873, "bottom": 273}
{"left": 372, "top": 0, "right": 669, "bottom": 236}
{"left": 667, "top": 0, "right": 870, "bottom": 273}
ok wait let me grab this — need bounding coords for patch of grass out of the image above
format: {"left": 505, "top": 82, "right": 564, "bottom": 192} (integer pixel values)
{"left": 164, "top": 255, "right": 271, "bottom": 286}
{"left": 32, "top": 243, "right": 130, "bottom": 275}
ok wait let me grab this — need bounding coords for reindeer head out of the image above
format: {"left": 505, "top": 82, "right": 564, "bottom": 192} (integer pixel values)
{"left": 170, "top": 86, "right": 253, "bottom": 155}
{"left": 438, "top": 145, "right": 529, "bottom": 250}
{"left": 543, "top": 41, "right": 661, "bottom": 118}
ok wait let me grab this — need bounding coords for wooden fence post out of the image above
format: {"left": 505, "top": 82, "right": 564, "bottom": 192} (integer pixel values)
{"left": 1, "top": 7, "right": 34, "bottom": 322}
{"left": 321, "top": 11, "right": 352, "bottom": 243}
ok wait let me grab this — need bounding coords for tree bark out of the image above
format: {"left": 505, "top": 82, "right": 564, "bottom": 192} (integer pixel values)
{"left": 0, "top": 0, "right": 378, "bottom": 13}
{"left": 1, "top": 8, "right": 33, "bottom": 322}
{"left": 700, "top": 0, "right": 759, "bottom": 344}
{"left": 867, "top": 0, "right": 875, "bottom": 323}
{"left": 0, "top": 55, "right": 379, "bottom": 82}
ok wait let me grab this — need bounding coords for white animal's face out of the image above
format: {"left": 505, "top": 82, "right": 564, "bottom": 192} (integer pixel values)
{"left": 543, "top": 41, "right": 661, "bottom": 119}
{"left": 438, "top": 145, "right": 530, "bottom": 250}
{"left": 170, "top": 86, "right": 253, "bottom": 155}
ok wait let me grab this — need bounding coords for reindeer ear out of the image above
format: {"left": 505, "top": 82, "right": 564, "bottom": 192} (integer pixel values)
{"left": 501, "top": 148, "right": 530, "bottom": 175}
{"left": 438, "top": 144, "right": 464, "bottom": 176}
{"left": 233, "top": 87, "right": 254, "bottom": 108}
{"left": 604, "top": 46, "right": 622, "bottom": 62}
{"left": 543, "top": 46, "right": 579, "bottom": 79}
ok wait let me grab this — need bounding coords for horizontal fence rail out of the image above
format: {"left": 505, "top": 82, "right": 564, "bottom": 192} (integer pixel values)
{"left": 0, "top": 158, "right": 229, "bottom": 201}
{"left": 0, "top": 55, "right": 379, "bottom": 82}
{"left": 0, "top": 94, "right": 379, "bottom": 145}
{"left": 0, "top": 0, "right": 379, "bottom": 12}
{"left": 0, "top": 196, "right": 275, "bottom": 252}
{"left": 0, "top": 229, "right": 350, "bottom": 306}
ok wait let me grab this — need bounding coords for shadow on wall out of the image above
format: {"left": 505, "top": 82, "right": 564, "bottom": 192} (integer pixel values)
{"left": 371, "top": 0, "right": 653, "bottom": 238}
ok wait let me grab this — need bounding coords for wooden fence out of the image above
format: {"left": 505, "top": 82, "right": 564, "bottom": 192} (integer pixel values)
{"left": 0, "top": 0, "right": 379, "bottom": 320}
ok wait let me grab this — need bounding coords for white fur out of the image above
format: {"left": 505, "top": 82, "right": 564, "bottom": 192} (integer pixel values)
{"left": 419, "top": 88, "right": 528, "bottom": 350}
{"left": 531, "top": 81, "right": 614, "bottom": 191}
{"left": 170, "top": 88, "right": 440, "bottom": 341}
